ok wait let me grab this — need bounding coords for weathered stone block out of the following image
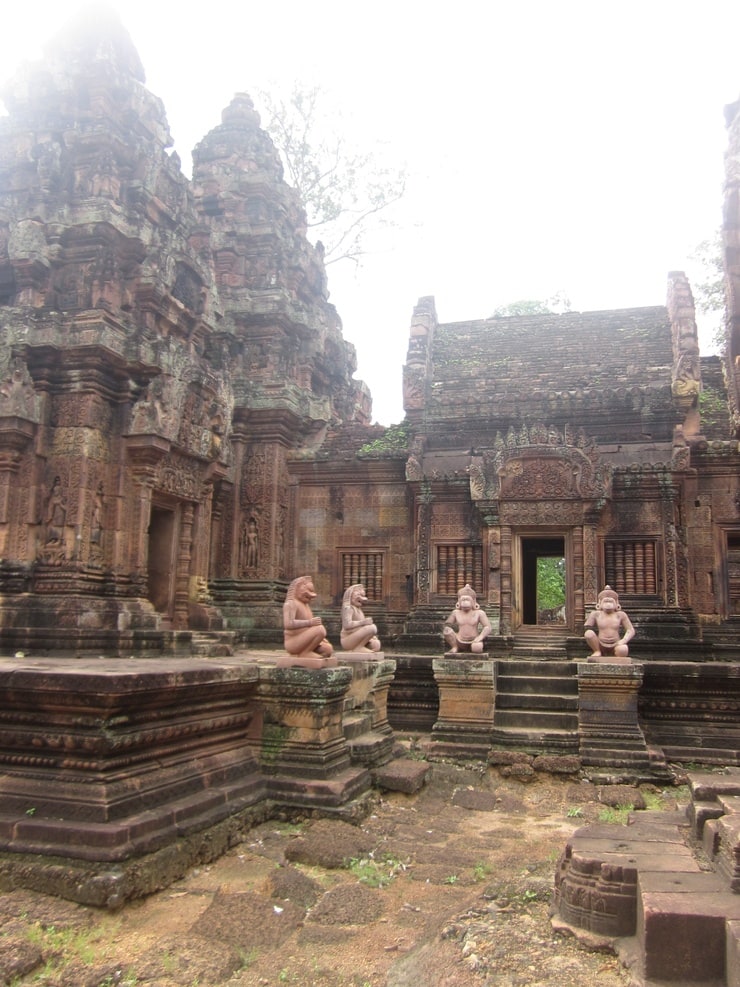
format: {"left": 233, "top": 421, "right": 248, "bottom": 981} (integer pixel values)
{"left": 373, "top": 758, "right": 430, "bottom": 794}
{"left": 533, "top": 754, "right": 581, "bottom": 775}
{"left": 638, "top": 873, "right": 740, "bottom": 982}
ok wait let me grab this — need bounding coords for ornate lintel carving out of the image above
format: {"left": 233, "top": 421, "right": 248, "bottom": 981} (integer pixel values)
{"left": 469, "top": 425, "right": 612, "bottom": 503}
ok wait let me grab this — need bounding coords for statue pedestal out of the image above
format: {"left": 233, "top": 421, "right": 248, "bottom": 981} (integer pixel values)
{"left": 430, "top": 658, "right": 495, "bottom": 758}
{"left": 275, "top": 652, "right": 338, "bottom": 669}
{"left": 577, "top": 661, "right": 657, "bottom": 780}
{"left": 255, "top": 665, "right": 370, "bottom": 808}
{"left": 339, "top": 650, "right": 384, "bottom": 662}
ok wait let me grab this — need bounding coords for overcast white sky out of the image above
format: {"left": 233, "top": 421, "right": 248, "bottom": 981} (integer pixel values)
{"left": 2, "top": 1, "right": 739, "bottom": 424}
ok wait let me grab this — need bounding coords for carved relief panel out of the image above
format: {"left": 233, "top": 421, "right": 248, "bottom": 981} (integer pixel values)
{"left": 469, "top": 425, "right": 612, "bottom": 505}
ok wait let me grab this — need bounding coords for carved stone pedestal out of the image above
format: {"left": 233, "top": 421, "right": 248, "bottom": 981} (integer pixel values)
{"left": 577, "top": 661, "right": 660, "bottom": 780}
{"left": 274, "top": 653, "right": 338, "bottom": 669}
{"left": 0, "top": 656, "right": 266, "bottom": 907}
{"left": 430, "top": 658, "right": 495, "bottom": 758}
{"left": 255, "top": 665, "right": 370, "bottom": 809}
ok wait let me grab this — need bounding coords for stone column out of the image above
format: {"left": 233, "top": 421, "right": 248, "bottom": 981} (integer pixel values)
{"left": 431, "top": 657, "right": 495, "bottom": 758}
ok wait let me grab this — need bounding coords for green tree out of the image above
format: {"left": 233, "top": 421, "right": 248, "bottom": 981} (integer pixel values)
{"left": 537, "top": 556, "right": 565, "bottom": 613}
{"left": 690, "top": 231, "right": 725, "bottom": 349}
{"left": 257, "top": 85, "right": 406, "bottom": 267}
{"left": 491, "top": 291, "right": 571, "bottom": 318}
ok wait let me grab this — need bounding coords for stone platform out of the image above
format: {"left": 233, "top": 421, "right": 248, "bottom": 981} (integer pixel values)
{"left": 0, "top": 655, "right": 267, "bottom": 906}
{"left": 0, "top": 654, "right": 393, "bottom": 906}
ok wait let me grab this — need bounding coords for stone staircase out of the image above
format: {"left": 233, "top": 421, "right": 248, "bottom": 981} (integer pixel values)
{"left": 189, "top": 630, "right": 236, "bottom": 656}
{"left": 511, "top": 626, "right": 569, "bottom": 659}
{"left": 342, "top": 705, "right": 394, "bottom": 768}
{"left": 492, "top": 631, "right": 579, "bottom": 752}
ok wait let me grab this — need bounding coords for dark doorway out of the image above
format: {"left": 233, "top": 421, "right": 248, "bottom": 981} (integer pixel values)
{"left": 147, "top": 506, "right": 176, "bottom": 618}
{"left": 521, "top": 537, "right": 566, "bottom": 625}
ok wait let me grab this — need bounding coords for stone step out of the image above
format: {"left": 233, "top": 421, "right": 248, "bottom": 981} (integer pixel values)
{"left": 511, "top": 648, "right": 568, "bottom": 660}
{"left": 493, "top": 708, "right": 578, "bottom": 731}
{"left": 496, "top": 692, "right": 579, "bottom": 711}
{"left": 347, "top": 730, "right": 393, "bottom": 768}
{"left": 495, "top": 675, "right": 579, "bottom": 696}
{"left": 342, "top": 711, "right": 375, "bottom": 740}
{"left": 372, "top": 757, "right": 431, "bottom": 794}
{"left": 490, "top": 725, "right": 579, "bottom": 753}
{"left": 497, "top": 659, "right": 576, "bottom": 676}
{"left": 189, "top": 631, "right": 235, "bottom": 656}
{"left": 346, "top": 730, "right": 394, "bottom": 768}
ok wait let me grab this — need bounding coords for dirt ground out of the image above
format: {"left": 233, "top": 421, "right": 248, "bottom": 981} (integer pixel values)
{"left": 0, "top": 758, "right": 687, "bottom": 987}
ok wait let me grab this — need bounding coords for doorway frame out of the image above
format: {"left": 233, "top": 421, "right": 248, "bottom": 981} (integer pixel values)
{"left": 512, "top": 529, "right": 573, "bottom": 632}
{"left": 147, "top": 500, "right": 180, "bottom": 625}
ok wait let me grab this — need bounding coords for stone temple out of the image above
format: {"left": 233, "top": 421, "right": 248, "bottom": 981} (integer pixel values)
{"left": 1, "top": 10, "right": 738, "bottom": 663}
{"left": 0, "top": 5, "right": 739, "bottom": 933}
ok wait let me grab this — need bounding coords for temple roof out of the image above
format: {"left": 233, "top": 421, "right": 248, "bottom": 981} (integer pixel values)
{"left": 44, "top": 3, "right": 146, "bottom": 83}
{"left": 421, "top": 305, "right": 678, "bottom": 444}
{"left": 432, "top": 306, "right": 671, "bottom": 395}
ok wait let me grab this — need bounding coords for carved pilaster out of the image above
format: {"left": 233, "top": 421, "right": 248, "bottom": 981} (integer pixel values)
{"left": 415, "top": 482, "right": 433, "bottom": 604}
{"left": 174, "top": 502, "right": 194, "bottom": 629}
{"left": 659, "top": 479, "right": 684, "bottom": 608}
{"left": 481, "top": 509, "right": 501, "bottom": 622}
{"left": 572, "top": 525, "right": 585, "bottom": 624}
{"left": 582, "top": 523, "right": 598, "bottom": 608}
{"left": 0, "top": 417, "right": 36, "bottom": 535}
{"left": 500, "top": 524, "right": 512, "bottom": 635}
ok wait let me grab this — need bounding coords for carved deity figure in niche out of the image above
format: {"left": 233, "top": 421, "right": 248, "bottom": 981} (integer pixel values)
{"left": 584, "top": 586, "right": 635, "bottom": 663}
{"left": 44, "top": 476, "right": 67, "bottom": 546}
{"left": 243, "top": 516, "right": 259, "bottom": 570}
{"left": 0, "top": 359, "right": 37, "bottom": 419}
{"left": 340, "top": 584, "right": 381, "bottom": 653}
{"left": 130, "top": 376, "right": 166, "bottom": 434}
{"left": 443, "top": 585, "right": 492, "bottom": 654}
{"left": 89, "top": 483, "right": 104, "bottom": 562}
{"left": 283, "top": 576, "right": 334, "bottom": 660}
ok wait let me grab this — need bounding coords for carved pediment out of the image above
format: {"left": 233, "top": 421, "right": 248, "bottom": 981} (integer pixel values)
{"left": 469, "top": 424, "right": 612, "bottom": 503}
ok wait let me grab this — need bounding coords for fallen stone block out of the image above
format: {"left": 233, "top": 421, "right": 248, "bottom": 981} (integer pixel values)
{"left": 637, "top": 871, "right": 740, "bottom": 982}
{"left": 373, "top": 758, "right": 430, "bottom": 794}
